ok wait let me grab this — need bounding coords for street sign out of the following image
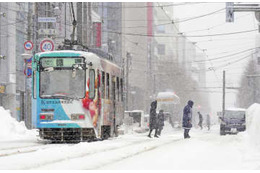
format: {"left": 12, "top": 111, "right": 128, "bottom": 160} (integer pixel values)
{"left": 226, "top": 2, "right": 234, "bottom": 22}
{"left": 39, "top": 29, "right": 56, "bottom": 35}
{"left": 24, "top": 67, "right": 32, "bottom": 77}
{"left": 24, "top": 41, "right": 33, "bottom": 51}
{"left": 38, "top": 17, "right": 56, "bottom": 23}
{"left": 24, "top": 57, "right": 32, "bottom": 77}
{"left": 40, "top": 39, "right": 55, "bottom": 52}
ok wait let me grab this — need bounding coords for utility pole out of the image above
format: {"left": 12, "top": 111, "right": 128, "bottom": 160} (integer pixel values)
{"left": 125, "top": 52, "right": 131, "bottom": 111}
{"left": 77, "top": 2, "right": 82, "bottom": 44}
{"left": 35, "top": 2, "right": 39, "bottom": 52}
{"left": 64, "top": 2, "right": 66, "bottom": 39}
{"left": 222, "top": 70, "right": 226, "bottom": 118}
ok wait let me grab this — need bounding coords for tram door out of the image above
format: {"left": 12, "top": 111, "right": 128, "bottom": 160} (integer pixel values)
{"left": 111, "top": 76, "right": 116, "bottom": 135}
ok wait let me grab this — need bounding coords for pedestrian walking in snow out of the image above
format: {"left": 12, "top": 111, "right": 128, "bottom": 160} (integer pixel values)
{"left": 157, "top": 110, "right": 165, "bottom": 136}
{"left": 206, "top": 114, "right": 211, "bottom": 130}
{"left": 182, "top": 100, "right": 194, "bottom": 139}
{"left": 197, "top": 111, "right": 203, "bottom": 130}
{"left": 148, "top": 100, "right": 159, "bottom": 138}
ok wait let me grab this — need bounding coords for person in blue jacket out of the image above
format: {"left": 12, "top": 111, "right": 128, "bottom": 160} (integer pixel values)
{"left": 182, "top": 100, "right": 194, "bottom": 139}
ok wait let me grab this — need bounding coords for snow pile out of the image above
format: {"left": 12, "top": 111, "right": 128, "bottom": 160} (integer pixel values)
{"left": 245, "top": 103, "right": 260, "bottom": 149}
{"left": 0, "top": 107, "right": 37, "bottom": 141}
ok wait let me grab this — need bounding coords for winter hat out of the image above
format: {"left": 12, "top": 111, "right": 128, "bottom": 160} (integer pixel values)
{"left": 188, "top": 100, "right": 194, "bottom": 108}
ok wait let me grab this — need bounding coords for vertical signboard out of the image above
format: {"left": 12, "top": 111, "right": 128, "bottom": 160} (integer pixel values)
{"left": 226, "top": 2, "right": 234, "bottom": 22}
{"left": 147, "top": 2, "right": 153, "bottom": 37}
{"left": 93, "top": 22, "right": 102, "bottom": 48}
{"left": 24, "top": 57, "right": 32, "bottom": 77}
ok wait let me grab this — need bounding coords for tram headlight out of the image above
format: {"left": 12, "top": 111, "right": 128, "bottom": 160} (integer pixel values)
{"left": 39, "top": 113, "right": 53, "bottom": 120}
{"left": 71, "top": 114, "right": 85, "bottom": 120}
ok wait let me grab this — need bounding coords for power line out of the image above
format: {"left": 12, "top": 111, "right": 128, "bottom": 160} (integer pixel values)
{"left": 214, "top": 51, "right": 257, "bottom": 70}
{"left": 181, "top": 13, "right": 251, "bottom": 34}
{"left": 195, "top": 47, "right": 260, "bottom": 62}
{"left": 91, "top": 2, "right": 208, "bottom": 9}
{"left": 174, "top": 8, "right": 225, "bottom": 23}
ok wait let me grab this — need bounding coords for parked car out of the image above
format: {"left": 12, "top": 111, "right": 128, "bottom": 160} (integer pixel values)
{"left": 219, "top": 108, "right": 246, "bottom": 135}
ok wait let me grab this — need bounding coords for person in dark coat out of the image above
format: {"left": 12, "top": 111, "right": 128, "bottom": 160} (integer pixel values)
{"left": 182, "top": 100, "right": 194, "bottom": 139}
{"left": 197, "top": 111, "right": 203, "bottom": 130}
{"left": 157, "top": 110, "right": 165, "bottom": 136}
{"left": 148, "top": 100, "right": 159, "bottom": 138}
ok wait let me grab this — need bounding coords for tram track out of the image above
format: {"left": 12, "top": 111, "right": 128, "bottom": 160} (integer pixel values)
{"left": 32, "top": 136, "right": 183, "bottom": 170}
{"left": 27, "top": 137, "right": 155, "bottom": 169}
{"left": 0, "top": 143, "right": 72, "bottom": 158}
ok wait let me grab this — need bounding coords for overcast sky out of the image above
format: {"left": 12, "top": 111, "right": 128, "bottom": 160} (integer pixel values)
{"left": 173, "top": 2, "right": 258, "bottom": 113}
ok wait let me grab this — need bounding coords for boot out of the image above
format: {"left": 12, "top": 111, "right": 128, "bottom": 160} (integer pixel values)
{"left": 154, "top": 129, "right": 159, "bottom": 138}
{"left": 187, "top": 134, "right": 191, "bottom": 138}
{"left": 148, "top": 130, "right": 152, "bottom": 138}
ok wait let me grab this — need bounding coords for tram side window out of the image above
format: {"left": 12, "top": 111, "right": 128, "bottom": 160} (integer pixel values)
{"left": 106, "top": 73, "right": 110, "bottom": 99}
{"left": 112, "top": 76, "right": 116, "bottom": 101}
{"left": 120, "top": 78, "right": 124, "bottom": 102}
{"left": 101, "top": 71, "right": 105, "bottom": 99}
{"left": 117, "top": 77, "right": 119, "bottom": 101}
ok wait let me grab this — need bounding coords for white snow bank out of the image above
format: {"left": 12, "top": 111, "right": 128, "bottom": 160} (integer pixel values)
{"left": 245, "top": 103, "right": 260, "bottom": 149}
{"left": 0, "top": 107, "right": 37, "bottom": 141}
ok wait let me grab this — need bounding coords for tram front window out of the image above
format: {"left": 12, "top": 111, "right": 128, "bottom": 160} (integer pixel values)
{"left": 40, "top": 69, "right": 85, "bottom": 99}
{"left": 39, "top": 57, "right": 86, "bottom": 99}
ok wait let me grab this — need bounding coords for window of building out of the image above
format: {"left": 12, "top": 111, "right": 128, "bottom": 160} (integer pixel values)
{"left": 157, "top": 25, "right": 165, "bottom": 33}
{"left": 157, "top": 44, "right": 165, "bottom": 55}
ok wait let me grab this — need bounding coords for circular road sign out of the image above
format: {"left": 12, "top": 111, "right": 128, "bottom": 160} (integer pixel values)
{"left": 40, "top": 39, "right": 55, "bottom": 52}
{"left": 24, "top": 67, "right": 32, "bottom": 77}
{"left": 24, "top": 41, "right": 34, "bottom": 51}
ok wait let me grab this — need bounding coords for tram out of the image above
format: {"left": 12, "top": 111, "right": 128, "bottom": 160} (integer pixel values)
{"left": 31, "top": 50, "right": 124, "bottom": 142}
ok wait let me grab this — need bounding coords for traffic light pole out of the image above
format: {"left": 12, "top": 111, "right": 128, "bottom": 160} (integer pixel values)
{"left": 222, "top": 70, "right": 225, "bottom": 118}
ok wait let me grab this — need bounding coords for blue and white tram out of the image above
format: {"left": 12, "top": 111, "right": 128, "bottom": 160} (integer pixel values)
{"left": 31, "top": 50, "right": 124, "bottom": 142}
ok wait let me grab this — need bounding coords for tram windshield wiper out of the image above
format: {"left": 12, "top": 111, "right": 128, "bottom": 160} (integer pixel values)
{"left": 41, "top": 95, "right": 53, "bottom": 98}
{"left": 53, "top": 94, "right": 79, "bottom": 100}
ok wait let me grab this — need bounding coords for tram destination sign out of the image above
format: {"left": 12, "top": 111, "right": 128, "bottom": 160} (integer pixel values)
{"left": 41, "top": 58, "right": 84, "bottom": 68}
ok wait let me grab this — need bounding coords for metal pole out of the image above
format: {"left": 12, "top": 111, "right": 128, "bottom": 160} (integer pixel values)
{"left": 65, "top": 2, "right": 66, "bottom": 38}
{"left": 126, "top": 52, "right": 130, "bottom": 111}
{"left": 222, "top": 70, "right": 225, "bottom": 118}
{"left": 24, "top": 59, "right": 28, "bottom": 123}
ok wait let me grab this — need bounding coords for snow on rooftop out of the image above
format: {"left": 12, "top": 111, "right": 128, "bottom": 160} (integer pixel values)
{"left": 0, "top": 107, "right": 37, "bottom": 141}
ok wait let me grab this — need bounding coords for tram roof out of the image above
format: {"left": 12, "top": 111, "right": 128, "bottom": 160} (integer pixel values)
{"left": 35, "top": 50, "right": 120, "bottom": 68}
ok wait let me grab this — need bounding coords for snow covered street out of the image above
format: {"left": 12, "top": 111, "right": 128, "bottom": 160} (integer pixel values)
{"left": 1, "top": 106, "right": 260, "bottom": 170}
